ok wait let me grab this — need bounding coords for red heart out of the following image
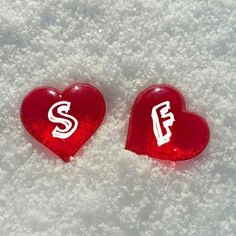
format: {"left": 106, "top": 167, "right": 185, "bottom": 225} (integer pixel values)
{"left": 125, "top": 84, "right": 210, "bottom": 161}
{"left": 21, "top": 83, "right": 106, "bottom": 162}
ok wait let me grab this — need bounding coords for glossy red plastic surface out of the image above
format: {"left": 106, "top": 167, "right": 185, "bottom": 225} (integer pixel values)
{"left": 21, "top": 83, "right": 106, "bottom": 162}
{"left": 125, "top": 84, "right": 210, "bottom": 161}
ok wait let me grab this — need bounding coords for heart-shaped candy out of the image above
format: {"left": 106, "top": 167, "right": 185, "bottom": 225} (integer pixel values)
{"left": 125, "top": 84, "right": 210, "bottom": 161}
{"left": 21, "top": 83, "right": 106, "bottom": 162}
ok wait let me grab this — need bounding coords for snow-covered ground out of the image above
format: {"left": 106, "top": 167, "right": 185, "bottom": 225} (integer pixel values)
{"left": 0, "top": 0, "right": 236, "bottom": 235}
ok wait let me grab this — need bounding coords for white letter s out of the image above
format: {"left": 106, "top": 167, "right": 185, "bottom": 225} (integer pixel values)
{"left": 48, "top": 101, "right": 78, "bottom": 139}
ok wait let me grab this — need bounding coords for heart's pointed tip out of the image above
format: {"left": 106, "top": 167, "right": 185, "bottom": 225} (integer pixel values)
{"left": 59, "top": 155, "right": 73, "bottom": 163}
{"left": 125, "top": 141, "right": 133, "bottom": 152}
{"left": 125, "top": 143, "right": 142, "bottom": 156}
{"left": 124, "top": 146, "right": 131, "bottom": 153}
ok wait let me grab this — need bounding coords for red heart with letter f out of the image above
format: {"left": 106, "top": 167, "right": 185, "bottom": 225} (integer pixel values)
{"left": 125, "top": 84, "right": 210, "bottom": 161}
{"left": 21, "top": 83, "right": 106, "bottom": 162}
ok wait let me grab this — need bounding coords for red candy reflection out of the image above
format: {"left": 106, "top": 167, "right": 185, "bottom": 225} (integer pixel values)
{"left": 21, "top": 83, "right": 106, "bottom": 162}
{"left": 125, "top": 84, "right": 210, "bottom": 161}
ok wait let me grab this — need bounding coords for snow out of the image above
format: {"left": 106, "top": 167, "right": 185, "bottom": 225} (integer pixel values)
{"left": 0, "top": 0, "right": 236, "bottom": 235}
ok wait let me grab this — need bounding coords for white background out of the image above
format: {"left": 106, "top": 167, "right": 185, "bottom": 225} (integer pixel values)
{"left": 0, "top": 0, "right": 235, "bottom": 235}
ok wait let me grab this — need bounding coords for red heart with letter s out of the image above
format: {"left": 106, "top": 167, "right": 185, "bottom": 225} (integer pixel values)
{"left": 21, "top": 83, "right": 106, "bottom": 162}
